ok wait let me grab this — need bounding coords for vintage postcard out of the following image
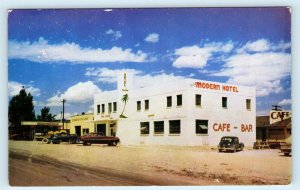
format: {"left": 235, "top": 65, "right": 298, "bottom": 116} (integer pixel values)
{"left": 8, "top": 8, "right": 291, "bottom": 186}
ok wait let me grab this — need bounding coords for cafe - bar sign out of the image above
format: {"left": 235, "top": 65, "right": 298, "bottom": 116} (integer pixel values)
{"left": 191, "top": 81, "right": 239, "bottom": 93}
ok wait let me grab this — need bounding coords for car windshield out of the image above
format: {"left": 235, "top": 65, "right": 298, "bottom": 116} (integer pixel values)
{"left": 221, "top": 137, "right": 233, "bottom": 142}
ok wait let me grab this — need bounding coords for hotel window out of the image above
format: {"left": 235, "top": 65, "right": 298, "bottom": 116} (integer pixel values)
{"left": 196, "top": 120, "right": 208, "bottom": 135}
{"left": 246, "top": 99, "right": 251, "bottom": 110}
{"left": 222, "top": 97, "right": 227, "bottom": 108}
{"left": 137, "top": 101, "right": 141, "bottom": 111}
{"left": 140, "top": 122, "right": 150, "bottom": 135}
{"left": 154, "top": 121, "right": 164, "bottom": 134}
{"left": 169, "top": 120, "right": 181, "bottom": 134}
{"left": 177, "top": 94, "right": 182, "bottom": 106}
{"left": 195, "top": 94, "right": 202, "bottom": 106}
{"left": 145, "top": 100, "right": 149, "bottom": 110}
{"left": 167, "top": 96, "right": 172, "bottom": 107}
{"left": 101, "top": 104, "right": 105, "bottom": 113}
{"left": 113, "top": 102, "right": 117, "bottom": 112}
{"left": 108, "top": 103, "right": 112, "bottom": 113}
{"left": 97, "top": 104, "right": 100, "bottom": 114}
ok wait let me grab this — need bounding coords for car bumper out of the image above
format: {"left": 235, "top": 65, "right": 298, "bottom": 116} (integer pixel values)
{"left": 218, "top": 147, "right": 234, "bottom": 151}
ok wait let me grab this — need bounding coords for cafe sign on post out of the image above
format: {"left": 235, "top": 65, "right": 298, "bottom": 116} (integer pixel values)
{"left": 269, "top": 111, "right": 291, "bottom": 124}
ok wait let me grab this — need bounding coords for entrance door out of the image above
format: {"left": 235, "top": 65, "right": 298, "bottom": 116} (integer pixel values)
{"left": 262, "top": 128, "right": 267, "bottom": 141}
{"left": 97, "top": 124, "right": 106, "bottom": 135}
{"left": 75, "top": 126, "right": 81, "bottom": 136}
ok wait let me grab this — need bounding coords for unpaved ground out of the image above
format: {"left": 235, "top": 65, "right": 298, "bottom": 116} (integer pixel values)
{"left": 8, "top": 140, "right": 291, "bottom": 186}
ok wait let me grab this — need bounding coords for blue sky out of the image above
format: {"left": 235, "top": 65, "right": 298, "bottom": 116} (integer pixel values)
{"left": 8, "top": 8, "right": 291, "bottom": 118}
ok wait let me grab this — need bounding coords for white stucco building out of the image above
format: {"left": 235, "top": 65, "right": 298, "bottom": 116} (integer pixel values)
{"left": 94, "top": 72, "right": 256, "bottom": 146}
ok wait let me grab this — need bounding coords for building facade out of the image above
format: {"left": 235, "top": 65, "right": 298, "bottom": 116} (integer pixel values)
{"left": 69, "top": 113, "right": 94, "bottom": 136}
{"left": 94, "top": 73, "right": 256, "bottom": 146}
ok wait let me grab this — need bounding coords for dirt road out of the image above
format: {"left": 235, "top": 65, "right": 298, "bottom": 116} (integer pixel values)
{"left": 9, "top": 151, "right": 204, "bottom": 186}
{"left": 8, "top": 141, "right": 291, "bottom": 186}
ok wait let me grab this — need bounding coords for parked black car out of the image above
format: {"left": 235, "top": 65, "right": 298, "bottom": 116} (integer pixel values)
{"left": 218, "top": 136, "right": 244, "bottom": 152}
{"left": 42, "top": 133, "right": 79, "bottom": 144}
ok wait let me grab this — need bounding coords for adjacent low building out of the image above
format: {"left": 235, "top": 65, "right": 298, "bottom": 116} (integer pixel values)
{"left": 94, "top": 72, "right": 256, "bottom": 146}
{"left": 256, "top": 110, "right": 292, "bottom": 145}
{"left": 69, "top": 113, "right": 94, "bottom": 136}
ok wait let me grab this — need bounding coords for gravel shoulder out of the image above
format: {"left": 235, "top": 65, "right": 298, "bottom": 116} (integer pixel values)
{"left": 8, "top": 140, "right": 291, "bottom": 185}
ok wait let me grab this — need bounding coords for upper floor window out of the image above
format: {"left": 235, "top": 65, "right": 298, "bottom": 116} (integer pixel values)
{"left": 145, "top": 100, "right": 149, "bottom": 110}
{"left": 108, "top": 103, "right": 112, "bottom": 113}
{"left": 140, "top": 122, "right": 150, "bottom": 135}
{"left": 177, "top": 94, "right": 182, "bottom": 106}
{"left": 97, "top": 104, "right": 100, "bottom": 114}
{"left": 195, "top": 94, "right": 201, "bottom": 106}
{"left": 246, "top": 99, "right": 251, "bottom": 110}
{"left": 101, "top": 104, "right": 105, "bottom": 113}
{"left": 167, "top": 96, "right": 172, "bottom": 107}
{"left": 113, "top": 102, "right": 117, "bottom": 112}
{"left": 137, "top": 101, "right": 141, "bottom": 111}
{"left": 222, "top": 97, "right": 227, "bottom": 108}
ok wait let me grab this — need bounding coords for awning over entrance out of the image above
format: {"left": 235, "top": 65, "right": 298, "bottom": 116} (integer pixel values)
{"left": 93, "top": 119, "right": 117, "bottom": 124}
{"left": 21, "top": 121, "right": 62, "bottom": 126}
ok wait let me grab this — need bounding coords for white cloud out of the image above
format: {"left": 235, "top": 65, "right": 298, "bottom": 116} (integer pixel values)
{"left": 237, "top": 39, "right": 270, "bottom": 53}
{"left": 278, "top": 99, "right": 292, "bottom": 106}
{"left": 85, "top": 67, "right": 142, "bottom": 83}
{"left": 173, "top": 42, "right": 234, "bottom": 69}
{"left": 8, "top": 37, "right": 150, "bottom": 63}
{"left": 144, "top": 33, "right": 159, "bottom": 43}
{"left": 54, "top": 112, "right": 73, "bottom": 120}
{"left": 105, "top": 29, "right": 122, "bottom": 40}
{"left": 85, "top": 67, "right": 187, "bottom": 88}
{"left": 46, "top": 81, "right": 101, "bottom": 106}
{"left": 237, "top": 39, "right": 291, "bottom": 53}
{"left": 8, "top": 81, "right": 41, "bottom": 97}
{"left": 212, "top": 52, "right": 291, "bottom": 97}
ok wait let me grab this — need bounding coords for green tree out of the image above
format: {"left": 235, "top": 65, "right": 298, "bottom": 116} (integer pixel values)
{"left": 120, "top": 94, "right": 129, "bottom": 118}
{"left": 36, "top": 106, "right": 56, "bottom": 121}
{"left": 8, "top": 87, "right": 35, "bottom": 129}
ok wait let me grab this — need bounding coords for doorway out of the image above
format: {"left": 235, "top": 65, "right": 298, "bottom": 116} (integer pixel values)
{"left": 262, "top": 128, "right": 267, "bottom": 141}
{"left": 75, "top": 126, "right": 81, "bottom": 136}
{"left": 97, "top": 124, "right": 106, "bottom": 135}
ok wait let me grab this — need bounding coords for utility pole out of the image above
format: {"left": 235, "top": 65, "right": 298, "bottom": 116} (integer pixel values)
{"left": 272, "top": 105, "right": 282, "bottom": 111}
{"left": 62, "top": 99, "right": 66, "bottom": 129}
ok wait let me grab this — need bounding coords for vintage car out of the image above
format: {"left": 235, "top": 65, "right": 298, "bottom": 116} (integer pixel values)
{"left": 280, "top": 143, "right": 291, "bottom": 156}
{"left": 42, "top": 133, "right": 79, "bottom": 144}
{"left": 80, "top": 132, "right": 120, "bottom": 146}
{"left": 218, "top": 136, "right": 244, "bottom": 152}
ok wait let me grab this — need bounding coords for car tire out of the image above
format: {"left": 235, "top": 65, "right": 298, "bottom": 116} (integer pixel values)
{"left": 42, "top": 138, "right": 49, "bottom": 144}
{"left": 83, "top": 142, "right": 91, "bottom": 146}
{"left": 69, "top": 139, "right": 76, "bottom": 144}
{"left": 233, "top": 147, "right": 237, "bottom": 153}
{"left": 112, "top": 141, "right": 117, "bottom": 146}
{"left": 284, "top": 152, "right": 290, "bottom": 156}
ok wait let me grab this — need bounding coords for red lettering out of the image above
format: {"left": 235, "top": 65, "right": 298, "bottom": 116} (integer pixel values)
{"left": 213, "top": 123, "right": 219, "bottom": 131}
{"left": 194, "top": 82, "right": 220, "bottom": 91}
{"left": 222, "top": 85, "right": 239, "bottom": 93}
{"left": 241, "top": 124, "right": 253, "bottom": 132}
{"left": 213, "top": 123, "right": 231, "bottom": 132}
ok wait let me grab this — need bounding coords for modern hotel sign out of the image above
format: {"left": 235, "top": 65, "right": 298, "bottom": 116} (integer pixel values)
{"left": 192, "top": 81, "right": 239, "bottom": 93}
